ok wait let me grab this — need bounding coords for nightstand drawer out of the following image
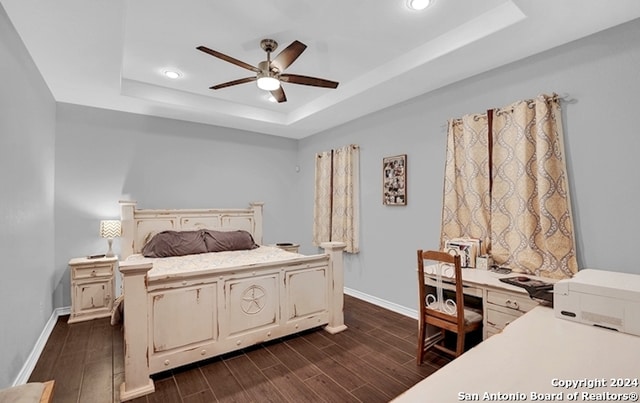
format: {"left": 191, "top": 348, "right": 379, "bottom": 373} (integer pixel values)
{"left": 487, "top": 290, "right": 536, "bottom": 314}
{"left": 73, "top": 263, "right": 114, "bottom": 279}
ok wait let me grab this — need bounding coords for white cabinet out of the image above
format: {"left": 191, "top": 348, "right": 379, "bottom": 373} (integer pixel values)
{"left": 68, "top": 256, "right": 117, "bottom": 323}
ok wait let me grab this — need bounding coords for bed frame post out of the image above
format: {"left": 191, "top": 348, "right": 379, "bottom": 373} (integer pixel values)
{"left": 250, "top": 201, "right": 264, "bottom": 245}
{"left": 119, "top": 261, "right": 155, "bottom": 401}
{"left": 119, "top": 200, "right": 137, "bottom": 259}
{"left": 321, "top": 241, "right": 348, "bottom": 334}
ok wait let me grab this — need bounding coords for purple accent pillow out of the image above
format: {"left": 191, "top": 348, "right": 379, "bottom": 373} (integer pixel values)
{"left": 142, "top": 230, "right": 207, "bottom": 258}
{"left": 202, "top": 230, "right": 258, "bottom": 252}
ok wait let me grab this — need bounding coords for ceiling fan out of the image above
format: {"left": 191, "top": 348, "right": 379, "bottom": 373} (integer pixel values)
{"left": 196, "top": 39, "right": 339, "bottom": 103}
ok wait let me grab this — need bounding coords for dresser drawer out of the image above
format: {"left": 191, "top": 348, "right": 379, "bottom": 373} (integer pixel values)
{"left": 73, "top": 263, "right": 114, "bottom": 279}
{"left": 486, "top": 289, "right": 537, "bottom": 314}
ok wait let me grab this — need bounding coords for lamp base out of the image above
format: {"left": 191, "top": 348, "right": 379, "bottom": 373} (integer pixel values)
{"left": 105, "top": 238, "right": 115, "bottom": 258}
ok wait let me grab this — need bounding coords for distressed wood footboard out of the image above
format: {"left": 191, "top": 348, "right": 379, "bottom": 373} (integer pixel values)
{"left": 118, "top": 242, "right": 346, "bottom": 402}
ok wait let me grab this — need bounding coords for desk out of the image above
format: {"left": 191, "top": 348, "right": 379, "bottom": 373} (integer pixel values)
{"left": 393, "top": 306, "right": 640, "bottom": 402}
{"left": 423, "top": 268, "right": 556, "bottom": 339}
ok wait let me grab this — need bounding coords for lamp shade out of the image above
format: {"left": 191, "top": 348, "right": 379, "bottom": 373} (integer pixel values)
{"left": 99, "top": 220, "right": 121, "bottom": 239}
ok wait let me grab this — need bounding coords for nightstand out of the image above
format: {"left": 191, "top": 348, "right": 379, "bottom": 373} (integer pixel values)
{"left": 272, "top": 243, "right": 300, "bottom": 253}
{"left": 68, "top": 256, "right": 117, "bottom": 323}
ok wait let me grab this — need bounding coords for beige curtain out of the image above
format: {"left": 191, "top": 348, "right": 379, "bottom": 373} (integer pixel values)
{"left": 440, "top": 113, "right": 491, "bottom": 255}
{"left": 441, "top": 94, "right": 578, "bottom": 279}
{"left": 313, "top": 145, "right": 360, "bottom": 253}
{"left": 491, "top": 95, "right": 577, "bottom": 278}
{"left": 313, "top": 150, "right": 333, "bottom": 247}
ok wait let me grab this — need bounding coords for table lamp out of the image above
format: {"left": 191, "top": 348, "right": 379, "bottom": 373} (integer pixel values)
{"left": 99, "top": 220, "right": 121, "bottom": 257}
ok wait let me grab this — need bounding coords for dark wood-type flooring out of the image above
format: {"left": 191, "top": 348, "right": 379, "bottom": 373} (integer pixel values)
{"left": 28, "top": 295, "right": 452, "bottom": 402}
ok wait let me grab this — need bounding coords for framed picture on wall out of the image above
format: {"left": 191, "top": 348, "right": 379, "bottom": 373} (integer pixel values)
{"left": 383, "top": 154, "right": 407, "bottom": 206}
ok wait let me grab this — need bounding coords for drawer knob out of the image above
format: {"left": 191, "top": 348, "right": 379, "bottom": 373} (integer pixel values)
{"left": 164, "top": 360, "right": 170, "bottom": 366}
{"left": 91, "top": 270, "right": 96, "bottom": 277}
{"left": 505, "top": 299, "right": 519, "bottom": 310}
{"left": 201, "top": 349, "right": 206, "bottom": 356}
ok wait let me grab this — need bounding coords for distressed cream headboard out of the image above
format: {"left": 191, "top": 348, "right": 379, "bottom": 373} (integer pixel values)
{"left": 119, "top": 201, "right": 264, "bottom": 259}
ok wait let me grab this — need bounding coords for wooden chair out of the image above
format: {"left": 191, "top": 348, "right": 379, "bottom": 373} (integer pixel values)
{"left": 417, "top": 250, "right": 482, "bottom": 364}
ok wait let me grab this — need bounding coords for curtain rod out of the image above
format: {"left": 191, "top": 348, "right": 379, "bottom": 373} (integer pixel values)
{"left": 446, "top": 92, "right": 574, "bottom": 128}
{"left": 317, "top": 144, "right": 359, "bottom": 157}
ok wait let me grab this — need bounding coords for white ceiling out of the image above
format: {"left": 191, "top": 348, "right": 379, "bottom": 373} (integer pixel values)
{"left": 3, "top": 0, "right": 640, "bottom": 139}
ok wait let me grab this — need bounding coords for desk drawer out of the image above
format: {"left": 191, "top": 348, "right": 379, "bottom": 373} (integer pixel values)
{"left": 486, "top": 290, "right": 537, "bottom": 314}
{"left": 486, "top": 308, "right": 520, "bottom": 330}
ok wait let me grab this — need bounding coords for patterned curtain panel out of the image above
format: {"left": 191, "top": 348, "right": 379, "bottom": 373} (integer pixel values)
{"left": 441, "top": 94, "right": 578, "bottom": 279}
{"left": 313, "top": 150, "right": 333, "bottom": 246}
{"left": 440, "top": 113, "right": 492, "bottom": 254}
{"left": 313, "top": 145, "right": 360, "bottom": 253}
{"left": 491, "top": 94, "right": 578, "bottom": 278}
{"left": 331, "top": 145, "right": 360, "bottom": 253}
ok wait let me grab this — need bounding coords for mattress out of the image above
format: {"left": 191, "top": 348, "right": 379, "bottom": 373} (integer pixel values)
{"left": 126, "top": 245, "right": 303, "bottom": 280}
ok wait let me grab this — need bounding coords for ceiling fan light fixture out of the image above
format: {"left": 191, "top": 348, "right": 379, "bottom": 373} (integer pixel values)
{"left": 257, "top": 76, "right": 280, "bottom": 91}
{"left": 407, "top": 0, "right": 432, "bottom": 11}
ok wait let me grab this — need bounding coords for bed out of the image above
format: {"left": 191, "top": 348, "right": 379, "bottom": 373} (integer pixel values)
{"left": 117, "top": 201, "right": 347, "bottom": 401}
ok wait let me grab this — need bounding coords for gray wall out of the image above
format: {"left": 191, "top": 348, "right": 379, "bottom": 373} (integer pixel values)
{"left": 2, "top": 2, "right": 639, "bottom": 387}
{"left": 0, "top": 5, "right": 56, "bottom": 388}
{"left": 54, "top": 104, "right": 303, "bottom": 307}
{"left": 299, "top": 18, "right": 640, "bottom": 312}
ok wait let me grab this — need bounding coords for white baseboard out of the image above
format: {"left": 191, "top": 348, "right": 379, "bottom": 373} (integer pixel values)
{"left": 12, "top": 306, "right": 71, "bottom": 386}
{"left": 345, "top": 287, "right": 418, "bottom": 320}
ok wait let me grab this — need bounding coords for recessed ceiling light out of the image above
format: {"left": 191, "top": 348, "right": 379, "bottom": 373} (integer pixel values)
{"left": 163, "top": 70, "right": 182, "bottom": 79}
{"left": 407, "top": 0, "right": 432, "bottom": 11}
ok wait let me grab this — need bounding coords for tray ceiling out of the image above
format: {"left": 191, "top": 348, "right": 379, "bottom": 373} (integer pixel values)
{"left": 3, "top": 0, "right": 640, "bottom": 138}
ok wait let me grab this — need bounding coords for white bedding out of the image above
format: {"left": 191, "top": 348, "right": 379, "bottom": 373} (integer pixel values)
{"left": 126, "top": 245, "right": 303, "bottom": 280}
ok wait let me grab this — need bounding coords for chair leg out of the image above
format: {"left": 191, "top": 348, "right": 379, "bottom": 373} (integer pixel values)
{"left": 456, "top": 332, "right": 466, "bottom": 357}
{"left": 416, "top": 321, "right": 427, "bottom": 365}
{"left": 417, "top": 320, "right": 426, "bottom": 365}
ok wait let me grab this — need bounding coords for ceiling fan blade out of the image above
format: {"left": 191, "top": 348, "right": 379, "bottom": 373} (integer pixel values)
{"left": 197, "top": 46, "right": 260, "bottom": 73}
{"left": 271, "top": 41, "right": 307, "bottom": 72}
{"left": 210, "top": 76, "right": 257, "bottom": 90}
{"left": 270, "top": 87, "right": 287, "bottom": 103}
{"left": 280, "top": 74, "right": 339, "bottom": 89}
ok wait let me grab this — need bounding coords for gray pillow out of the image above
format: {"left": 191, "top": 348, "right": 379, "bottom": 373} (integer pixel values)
{"left": 202, "top": 229, "right": 258, "bottom": 252}
{"left": 142, "top": 230, "right": 208, "bottom": 258}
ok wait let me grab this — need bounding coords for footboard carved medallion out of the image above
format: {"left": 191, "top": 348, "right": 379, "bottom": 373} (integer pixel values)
{"left": 241, "top": 285, "right": 266, "bottom": 314}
